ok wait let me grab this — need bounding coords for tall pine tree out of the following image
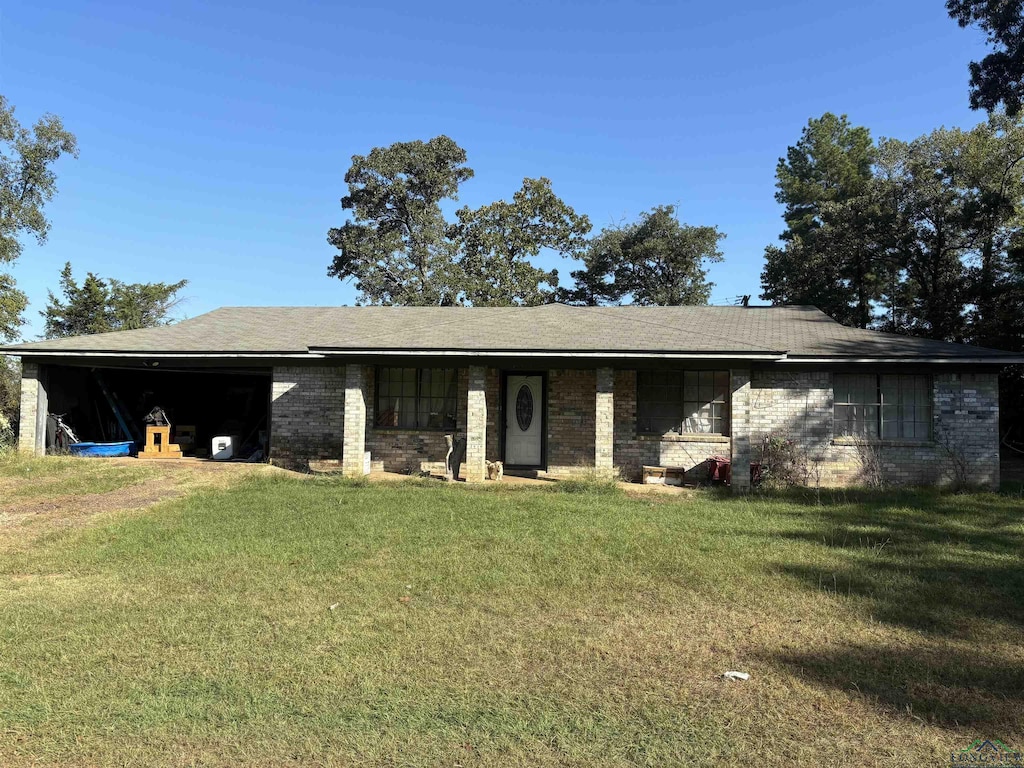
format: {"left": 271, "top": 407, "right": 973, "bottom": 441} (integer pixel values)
{"left": 760, "top": 113, "right": 887, "bottom": 327}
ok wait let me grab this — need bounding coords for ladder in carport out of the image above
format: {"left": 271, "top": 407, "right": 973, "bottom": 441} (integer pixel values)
{"left": 92, "top": 370, "right": 141, "bottom": 444}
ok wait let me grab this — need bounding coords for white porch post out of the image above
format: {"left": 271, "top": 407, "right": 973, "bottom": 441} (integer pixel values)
{"left": 465, "top": 366, "right": 487, "bottom": 483}
{"left": 595, "top": 367, "right": 614, "bottom": 476}
{"left": 342, "top": 364, "right": 367, "bottom": 477}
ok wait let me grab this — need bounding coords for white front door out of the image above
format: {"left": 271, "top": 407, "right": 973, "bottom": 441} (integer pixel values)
{"left": 506, "top": 375, "right": 543, "bottom": 466}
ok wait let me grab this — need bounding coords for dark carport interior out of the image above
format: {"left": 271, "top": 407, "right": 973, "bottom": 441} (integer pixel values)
{"left": 43, "top": 363, "right": 271, "bottom": 458}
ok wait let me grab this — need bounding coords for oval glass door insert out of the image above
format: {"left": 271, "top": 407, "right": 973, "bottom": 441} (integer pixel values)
{"left": 515, "top": 384, "right": 534, "bottom": 431}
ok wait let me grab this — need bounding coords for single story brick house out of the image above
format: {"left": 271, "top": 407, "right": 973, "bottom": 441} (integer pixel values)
{"left": 2, "top": 304, "right": 1020, "bottom": 490}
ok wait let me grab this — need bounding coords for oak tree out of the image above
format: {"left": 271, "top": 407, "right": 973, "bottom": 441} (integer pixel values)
{"left": 565, "top": 205, "right": 723, "bottom": 306}
{"left": 327, "top": 136, "right": 473, "bottom": 305}
{"left": 451, "top": 177, "right": 591, "bottom": 306}
{"left": 0, "top": 96, "right": 77, "bottom": 341}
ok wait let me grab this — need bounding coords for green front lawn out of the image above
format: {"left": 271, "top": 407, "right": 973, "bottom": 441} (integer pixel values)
{"left": 1, "top": 467, "right": 1022, "bottom": 766}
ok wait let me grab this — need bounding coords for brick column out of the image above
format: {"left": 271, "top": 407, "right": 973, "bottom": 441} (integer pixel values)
{"left": 729, "top": 369, "right": 752, "bottom": 493}
{"left": 595, "top": 367, "right": 614, "bottom": 476}
{"left": 342, "top": 364, "right": 368, "bottom": 477}
{"left": 18, "top": 362, "right": 47, "bottom": 456}
{"left": 465, "top": 365, "right": 487, "bottom": 483}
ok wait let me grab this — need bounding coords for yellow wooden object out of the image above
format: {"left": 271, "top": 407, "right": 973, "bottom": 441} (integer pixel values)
{"left": 139, "top": 425, "right": 183, "bottom": 459}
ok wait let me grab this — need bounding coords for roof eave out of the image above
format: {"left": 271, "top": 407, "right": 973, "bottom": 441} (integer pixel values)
{"left": 308, "top": 348, "right": 787, "bottom": 360}
{"left": 4, "top": 349, "right": 1021, "bottom": 364}
{"left": 779, "top": 355, "right": 1024, "bottom": 365}
{"left": 0, "top": 350, "right": 321, "bottom": 359}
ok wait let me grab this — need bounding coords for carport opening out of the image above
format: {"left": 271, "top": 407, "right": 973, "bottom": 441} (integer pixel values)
{"left": 45, "top": 365, "right": 271, "bottom": 459}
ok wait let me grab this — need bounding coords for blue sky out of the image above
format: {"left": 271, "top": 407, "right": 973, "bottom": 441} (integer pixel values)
{"left": 1, "top": 0, "right": 989, "bottom": 338}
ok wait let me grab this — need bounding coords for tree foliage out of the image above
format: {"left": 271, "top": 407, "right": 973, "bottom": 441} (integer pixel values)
{"left": 760, "top": 113, "right": 886, "bottom": 328}
{"left": 948, "top": 0, "right": 1024, "bottom": 115}
{"left": 0, "top": 355, "right": 18, "bottom": 448}
{"left": 774, "top": 113, "right": 875, "bottom": 241}
{"left": 958, "top": 113, "right": 1024, "bottom": 345}
{"left": 762, "top": 111, "right": 1024, "bottom": 440}
{"left": 330, "top": 138, "right": 721, "bottom": 308}
{"left": 764, "top": 112, "right": 1024, "bottom": 340}
{"left": 0, "top": 96, "right": 77, "bottom": 342}
{"left": 0, "top": 95, "right": 78, "bottom": 264}
{"left": 874, "top": 129, "right": 977, "bottom": 340}
{"left": 329, "top": 137, "right": 726, "bottom": 309}
{"left": 0, "top": 272, "right": 27, "bottom": 342}
{"left": 565, "top": 205, "right": 723, "bottom": 305}
{"left": 761, "top": 110, "right": 1024, "bottom": 335}
{"left": 327, "top": 136, "right": 473, "bottom": 305}
{"left": 764, "top": 109, "right": 1024, "bottom": 347}
{"left": 42, "top": 262, "right": 188, "bottom": 339}
{"left": 451, "top": 177, "right": 590, "bottom": 306}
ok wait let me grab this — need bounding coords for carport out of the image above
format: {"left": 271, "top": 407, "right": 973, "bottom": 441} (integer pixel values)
{"left": 25, "top": 360, "right": 271, "bottom": 458}
{"left": 0, "top": 309, "right": 321, "bottom": 460}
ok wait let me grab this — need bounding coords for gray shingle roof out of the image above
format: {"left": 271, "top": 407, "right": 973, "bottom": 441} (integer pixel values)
{"left": 0, "top": 304, "right": 1019, "bottom": 361}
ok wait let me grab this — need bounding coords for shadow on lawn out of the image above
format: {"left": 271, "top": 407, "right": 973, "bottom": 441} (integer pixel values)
{"left": 736, "top": 490, "right": 1024, "bottom": 730}
{"left": 769, "top": 642, "right": 1024, "bottom": 730}
{"left": 766, "top": 492, "right": 1024, "bottom": 636}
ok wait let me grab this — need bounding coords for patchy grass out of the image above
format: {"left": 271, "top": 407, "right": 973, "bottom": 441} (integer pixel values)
{"left": 0, "top": 456, "right": 270, "bottom": 555}
{"left": 0, "top": 451, "right": 150, "bottom": 481}
{"left": 0, "top": 453, "right": 158, "bottom": 500}
{"left": 0, "top": 467, "right": 1022, "bottom": 766}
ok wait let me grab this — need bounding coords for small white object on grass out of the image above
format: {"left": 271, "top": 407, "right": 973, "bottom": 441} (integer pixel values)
{"left": 329, "top": 603, "right": 340, "bottom": 611}
{"left": 722, "top": 671, "right": 750, "bottom": 681}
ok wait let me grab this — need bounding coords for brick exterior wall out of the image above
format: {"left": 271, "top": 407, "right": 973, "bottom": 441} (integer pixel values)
{"left": 729, "top": 369, "right": 753, "bottom": 492}
{"left": 269, "top": 364, "right": 636, "bottom": 477}
{"left": 270, "top": 365, "right": 345, "bottom": 470}
{"left": 361, "top": 366, "right": 501, "bottom": 476}
{"left": 545, "top": 369, "right": 596, "bottom": 475}
{"left": 736, "top": 369, "right": 1000, "bottom": 489}
{"left": 485, "top": 368, "right": 501, "bottom": 463}
{"left": 268, "top": 363, "right": 1000, "bottom": 489}
{"left": 271, "top": 364, "right": 500, "bottom": 476}
{"left": 361, "top": 365, "right": 464, "bottom": 474}
{"left": 613, "top": 369, "right": 732, "bottom": 483}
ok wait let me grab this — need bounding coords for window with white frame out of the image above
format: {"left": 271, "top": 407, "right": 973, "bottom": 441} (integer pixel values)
{"left": 834, "top": 373, "right": 932, "bottom": 440}
{"left": 375, "top": 367, "right": 458, "bottom": 430}
{"left": 636, "top": 370, "right": 730, "bottom": 435}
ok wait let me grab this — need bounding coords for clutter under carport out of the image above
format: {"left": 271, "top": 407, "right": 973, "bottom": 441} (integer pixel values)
{"left": 43, "top": 364, "right": 271, "bottom": 461}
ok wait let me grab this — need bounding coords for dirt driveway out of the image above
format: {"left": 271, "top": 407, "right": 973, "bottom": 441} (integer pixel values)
{"left": 0, "top": 458, "right": 278, "bottom": 551}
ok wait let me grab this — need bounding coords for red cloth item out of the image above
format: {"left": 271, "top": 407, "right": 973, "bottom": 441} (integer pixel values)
{"left": 707, "top": 455, "right": 732, "bottom": 484}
